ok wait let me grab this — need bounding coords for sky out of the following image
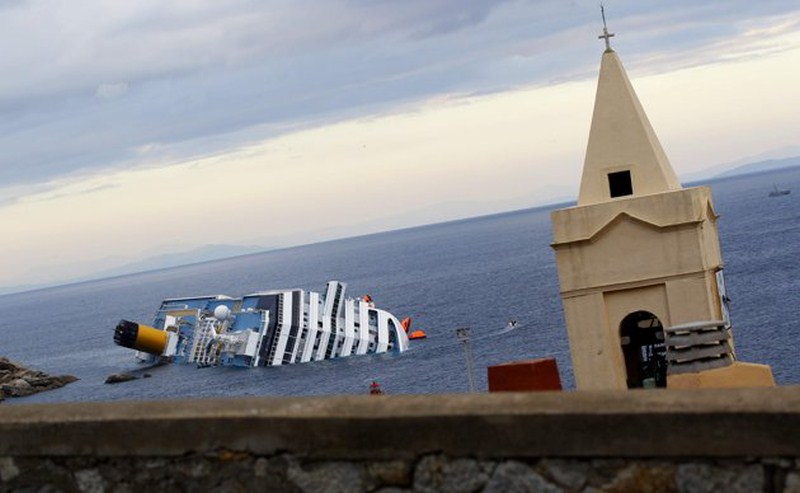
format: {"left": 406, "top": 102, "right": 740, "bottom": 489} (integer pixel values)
{"left": 2, "top": 0, "right": 800, "bottom": 291}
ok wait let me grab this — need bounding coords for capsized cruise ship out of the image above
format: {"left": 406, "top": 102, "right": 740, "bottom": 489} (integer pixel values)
{"left": 113, "top": 281, "right": 412, "bottom": 368}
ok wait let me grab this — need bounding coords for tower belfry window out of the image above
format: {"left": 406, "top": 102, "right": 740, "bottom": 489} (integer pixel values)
{"left": 608, "top": 170, "right": 633, "bottom": 198}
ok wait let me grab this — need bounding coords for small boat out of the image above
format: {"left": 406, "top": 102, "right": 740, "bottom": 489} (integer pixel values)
{"left": 769, "top": 184, "right": 791, "bottom": 197}
{"left": 114, "top": 281, "right": 412, "bottom": 368}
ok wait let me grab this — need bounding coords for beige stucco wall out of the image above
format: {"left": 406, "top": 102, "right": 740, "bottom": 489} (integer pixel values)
{"left": 577, "top": 50, "right": 680, "bottom": 206}
{"left": 554, "top": 220, "right": 705, "bottom": 293}
{"left": 564, "top": 274, "right": 733, "bottom": 390}
{"left": 552, "top": 187, "right": 717, "bottom": 246}
{"left": 561, "top": 292, "right": 628, "bottom": 389}
{"left": 604, "top": 284, "right": 670, "bottom": 334}
{"left": 550, "top": 44, "right": 772, "bottom": 391}
{"left": 552, "top": 187, "right": 722, "bottom": 294}
{"left": 552, "top": 187, "right": 728, "bottom": 390}
{"left": 664, "top": 274, "right": 720, "bottom": 327}
{"left": 668, "top": 362, "right": 775, "bottom": 389}
{"left": 699, "top": 204, "right": 723, "bottom": 269}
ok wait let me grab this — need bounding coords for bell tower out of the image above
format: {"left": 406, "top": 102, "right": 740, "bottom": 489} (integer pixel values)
{"left": 550, "top": 10, "right": 774, "bottom": 390}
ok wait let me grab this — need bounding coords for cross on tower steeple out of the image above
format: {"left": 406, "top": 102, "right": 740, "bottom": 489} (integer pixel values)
{"left": 598, "top": 3, "right": 615, "bottom": 51}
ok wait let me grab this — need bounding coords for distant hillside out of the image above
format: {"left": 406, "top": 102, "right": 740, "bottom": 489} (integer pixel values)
{"left": 90, "top": 244, "right": 269, "bottom": 279}
{"left": 717, "top": 156, "right": 800, "bottom": 178}
{"left": 0, "top": 244, "right": 270, "bottom": 297}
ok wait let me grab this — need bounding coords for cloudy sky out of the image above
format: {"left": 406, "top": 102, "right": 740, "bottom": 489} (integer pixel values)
{"left": 2, "top": 0, "right": 800, "bottom": 291}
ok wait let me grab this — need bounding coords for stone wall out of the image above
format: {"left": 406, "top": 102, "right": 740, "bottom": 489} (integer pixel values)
{"left": 3, "top": 453, "right": 799, "bottom": 492}
{"left": 3, "top": 387, "right": 800, "bottom": 492}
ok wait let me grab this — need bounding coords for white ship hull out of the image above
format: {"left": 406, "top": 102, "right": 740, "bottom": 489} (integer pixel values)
{"left": 114, "top": 281, "right": 410, "bottom": 368}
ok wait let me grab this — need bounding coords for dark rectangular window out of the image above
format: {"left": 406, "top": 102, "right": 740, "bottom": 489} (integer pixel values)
{"left": 608, "top": 170, "right": 633, "bottom": 198}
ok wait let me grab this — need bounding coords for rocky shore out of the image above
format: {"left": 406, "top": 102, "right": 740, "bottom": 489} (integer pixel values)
{"left": 0, "top": 357, "right": 77, "bottom": 401}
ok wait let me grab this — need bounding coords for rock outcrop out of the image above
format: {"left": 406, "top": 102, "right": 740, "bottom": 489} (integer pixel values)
{"left": 0, "top": 357, "right": 77, "bottom": 401}
{"left": 104, "top": 372, "right": 138, "bottom": 384}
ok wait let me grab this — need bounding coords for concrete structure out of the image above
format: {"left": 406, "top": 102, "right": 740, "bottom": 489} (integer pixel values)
{"left": 2, "top": 389, "right": 800, "bottom": 491}
{"left": 550, "top": 28, "right": 773, "bottom": 390}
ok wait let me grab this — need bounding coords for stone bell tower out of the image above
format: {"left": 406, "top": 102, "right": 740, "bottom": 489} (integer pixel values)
{"left": 550, "top": 11, "right": 774, "bottom": 390}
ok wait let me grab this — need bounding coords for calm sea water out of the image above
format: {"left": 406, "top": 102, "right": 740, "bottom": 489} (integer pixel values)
{"left": 2, "top": 167, "right": 798, "bottom": 403}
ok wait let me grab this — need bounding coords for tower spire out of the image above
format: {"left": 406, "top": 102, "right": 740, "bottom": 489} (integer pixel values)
{"left": 599, "top": 3, "right": 615, "bottom": 52}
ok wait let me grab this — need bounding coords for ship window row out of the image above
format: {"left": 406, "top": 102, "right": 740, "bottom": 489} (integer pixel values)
{"left": 265, "top": 297, "right": 285, "bottom": 362}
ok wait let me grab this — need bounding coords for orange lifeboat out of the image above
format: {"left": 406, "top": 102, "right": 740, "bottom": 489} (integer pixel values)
{"left": 401, "top": 317, "right": 427, "bottom": 340}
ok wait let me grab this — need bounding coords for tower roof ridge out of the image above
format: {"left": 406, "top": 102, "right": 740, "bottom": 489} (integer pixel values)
{"left": 576, "top": 48, "right": 681, "bottom": 206}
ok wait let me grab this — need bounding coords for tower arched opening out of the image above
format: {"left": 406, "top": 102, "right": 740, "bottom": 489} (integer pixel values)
{"left": 619, "top": 311, "right": 667, "bottom": 389}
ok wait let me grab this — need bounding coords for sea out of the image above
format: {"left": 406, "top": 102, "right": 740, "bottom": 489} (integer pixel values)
{"left": 2, "top": 167, "right": 798, "bottom": 403}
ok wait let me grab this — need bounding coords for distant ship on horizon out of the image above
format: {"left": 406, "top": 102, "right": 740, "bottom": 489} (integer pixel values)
{"left": 768, "top": 184, "right": 791, "bottom": 197}
{"left": 113, "top": 280, "right": 415, "bottom": 368}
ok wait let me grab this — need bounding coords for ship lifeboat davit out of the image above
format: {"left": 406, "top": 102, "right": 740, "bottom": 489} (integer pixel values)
{"left": 401, "top": 317, "right": 427, "bottom": 340}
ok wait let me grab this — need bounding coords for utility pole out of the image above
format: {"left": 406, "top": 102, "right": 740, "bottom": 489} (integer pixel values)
{"left": 456, "top": 327, "right": 477, "bottom": 393}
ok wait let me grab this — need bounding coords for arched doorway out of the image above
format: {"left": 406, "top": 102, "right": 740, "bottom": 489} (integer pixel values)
{"left": 619, "top": 311, "right": 667, "bottom": 389}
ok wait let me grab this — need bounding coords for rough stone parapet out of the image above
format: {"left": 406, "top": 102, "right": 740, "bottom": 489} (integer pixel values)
{"left": 1, "top": 454, "right": 798, "bottom": 492}
{"left": 4, "top": 387, "right": 800, "bottom": 458}
{"left": 3, "top": 387, "right": 800, "bottom": 491}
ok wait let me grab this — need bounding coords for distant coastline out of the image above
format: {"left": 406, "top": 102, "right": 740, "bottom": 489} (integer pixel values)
{"left": 2, "top": 161, "right": 798, "bottom": 298}
{"left": 717, "top": 156, "right": 800, "bottom": 179}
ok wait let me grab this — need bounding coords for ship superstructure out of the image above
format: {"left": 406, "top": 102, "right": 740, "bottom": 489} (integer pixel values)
{"left": 114, "top": 281, "right": 411, "bottom": 367}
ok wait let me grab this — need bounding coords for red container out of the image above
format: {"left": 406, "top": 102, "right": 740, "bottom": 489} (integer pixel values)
{"left": 487, "top": 358, "right": 562, "bottom": 392}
